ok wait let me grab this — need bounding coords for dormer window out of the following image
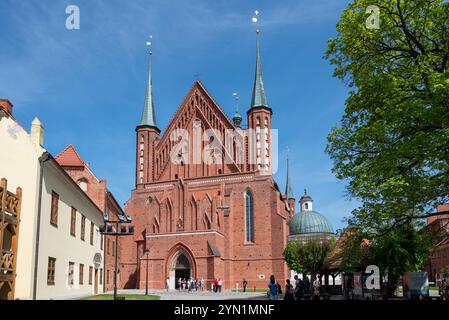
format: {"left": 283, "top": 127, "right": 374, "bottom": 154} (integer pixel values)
{"left": 78, "top": 179, "right": 88, "bottom": 192}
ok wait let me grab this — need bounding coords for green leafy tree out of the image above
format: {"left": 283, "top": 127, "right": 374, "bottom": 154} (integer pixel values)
{"left": 324, "top": 0, "right": 449, "bottom": 294}
{"left": 283, "top": 239, "right": 335, "bottom": 279}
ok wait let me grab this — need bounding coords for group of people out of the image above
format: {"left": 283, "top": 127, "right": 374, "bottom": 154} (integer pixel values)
{"left": 212, "top": 278, "right": 223, "bottom": 293}
{"left": 267, "top": 274, "right": 322, "bottom": 300}
{"left": 438, "top": 278, "right": 449, "bottom": 300}
{"left": 174, "top": 277, "right": 205, "bottom": 292}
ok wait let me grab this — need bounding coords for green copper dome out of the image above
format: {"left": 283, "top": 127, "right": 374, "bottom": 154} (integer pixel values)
{"left": 288, "top": 210, "right": 334, "bottom": 235}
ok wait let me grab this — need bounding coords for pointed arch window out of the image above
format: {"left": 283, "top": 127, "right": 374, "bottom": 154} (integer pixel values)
{"left": 245, "top": 189, "right": 254, "bottom": 242}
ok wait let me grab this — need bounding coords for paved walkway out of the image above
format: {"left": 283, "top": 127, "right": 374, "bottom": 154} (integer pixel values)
{"left": 110, "top": 289, "right": 267, "bottom": 300}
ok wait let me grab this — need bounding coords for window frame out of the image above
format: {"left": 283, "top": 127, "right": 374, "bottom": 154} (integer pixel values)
{"left": 47, "top": 257, "right": 56, "bottom": 285}
{"left": 81, "top": 215, "right": 86, "bottom": 241}
{"left": 79, "top": 263, "right": 84, "bottom": 285}
{"left": 90, "top": 221, "right": 94, "bottom": 245}
{"left": 89, "top": 266, "right": 93, "bottom": 285}
{"left": 50, "top": 191, "right": 59, "bottom": 227}
{"left": 70, "top": 207, "right": 77, "bottom": 236}
{"left": 68, "top": 262, "right": 75, "bottom": 286}
{"left": 244, "top": 189, "right": 255, "bottom": 243}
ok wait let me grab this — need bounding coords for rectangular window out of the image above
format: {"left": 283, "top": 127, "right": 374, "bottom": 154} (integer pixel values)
{"left": 100, "top": 268, "right": 103, "bottom": 285}
{"left": 90, "top": 221, "right": 94, "bottom": 245}
{"left": 68, "top": 262, "right": 74, "bottom": 285}
{"left": 107, "top": 238, "right": 110, "bottom": 255}
{"left": 107, "top": 270, "right": 110, "bottom": 285}
{"left": 100, "top": 234, "right": 104, "bottom": 250}
{"left": 50, "top": 191, "right": 59, "bottom": 226}
{"left": 70, "top": 207, "right": 76, "bottom": 236}
{"left": 89, "top": 266, "right": 93, "bottom": 285}
{"left": 81, "top": 215, "right": 86, "bottom": 241}
{"left": 112, "top": 241, "right": 115, "bottom": 257}
{"left": 47, "top": 257, "right": 56, "bottom": 285}
{"left": 79, "top": 263, "right": 84, "bottom": 285}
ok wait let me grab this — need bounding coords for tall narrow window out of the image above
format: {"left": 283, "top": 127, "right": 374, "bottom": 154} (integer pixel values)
{"left": 50, "top": 191, "right": 59, "bottom": 226}
{"left": 70, "top": 207, "right": 76, "bottom": 236}
{"left": 47, "top": 257, "right": 56, "bottom": 285}
{"left": 90, "top": 221, "right": 94, "bottom": 245}
{"left": 112, "top": 240, "right": 115, "bottom": 256}
{"left": 68, "top": 262, "right": 74, "bottom": 285}
{"left": 81, "top": 215, "right": 86, "bottom": 241}
{"left": 79, "top": 263, "right": 84, "bottom": 285}
{"left": 89, "top": 266, "right": 93, "bottom": 285}
{"left": 100, "top": 268, "right": 103, "bottom": 285}
{"left": 100, "top": 234, "right": 104, "bottom": 250}
{"left": 245, "top": 189, "right": 254, "bottom": 242}
{"left": 107, "top": 270, "right": 110, "bottom": 285}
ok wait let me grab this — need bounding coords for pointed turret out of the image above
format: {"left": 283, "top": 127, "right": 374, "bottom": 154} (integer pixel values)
{"left": 139, "top": 47, "right": 158, "bottom": 129}
{"left": 247, "top": 14, "right": 273, "bottom": 174}
{"left": 136, "top": 38, "right": 160, "bottom": 185}
{"left": 285, "top": 154, "right": 294, "bottom": 199}
{"left": 285, "top": 151, "right": 295, "bottom": 216}
{"left": 250, "top": 32, "right": 269, "bottom": 110}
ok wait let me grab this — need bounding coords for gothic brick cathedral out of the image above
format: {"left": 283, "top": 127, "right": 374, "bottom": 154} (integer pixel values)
{"left": 120, "top": 34, "right": 295, "bottom": 290}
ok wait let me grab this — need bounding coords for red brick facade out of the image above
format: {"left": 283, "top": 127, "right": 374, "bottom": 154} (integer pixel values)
{"left": 426, "top": 204, "right": 449, "bottom": 281}
{"left": 120, "top": 81, "right": 290, "bottom": 290}
{"left": 55, "top": 145, "right": 125, "bottom": 292}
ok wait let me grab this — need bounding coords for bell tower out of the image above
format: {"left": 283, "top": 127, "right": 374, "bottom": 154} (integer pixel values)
{"left": 136, "top": 37, "right": 160, "bottom": 185}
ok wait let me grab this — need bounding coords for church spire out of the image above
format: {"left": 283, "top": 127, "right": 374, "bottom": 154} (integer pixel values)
{"left": 285, "top": 149, "right": 294, "bottom": 199}
{"left": 250, "top": 21, "right": 268, "bottom": 109}
{"left": 139, "top": 36, "right": 157, "bottom": 128}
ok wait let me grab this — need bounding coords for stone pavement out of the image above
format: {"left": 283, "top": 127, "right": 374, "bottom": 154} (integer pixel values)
{"left": 110, "top": 289, "right": 267, "bottom": 300}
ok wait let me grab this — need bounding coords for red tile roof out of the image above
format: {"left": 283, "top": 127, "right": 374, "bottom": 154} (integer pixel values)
{"left": 55, "top": 144, "right": 84, "bottom": 167}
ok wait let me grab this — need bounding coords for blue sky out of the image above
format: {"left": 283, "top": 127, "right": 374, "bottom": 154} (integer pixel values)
{"left": 0, "top": 0, "right": 356, "bottom": 231}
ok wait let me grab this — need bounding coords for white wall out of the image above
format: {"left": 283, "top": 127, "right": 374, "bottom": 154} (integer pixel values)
{"left": 35, "top": 162, "right": 104, "bottom": 299}
{"left": 0, "top": 116, "right": 42, "bottom": 299}
{"left": 0, "top": 115, "right": 104, "bottom": 299}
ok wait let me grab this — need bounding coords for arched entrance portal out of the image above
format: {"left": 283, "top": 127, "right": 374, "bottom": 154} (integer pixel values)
{"left": 168, "top": 249, "right": 194, "bottom": 290}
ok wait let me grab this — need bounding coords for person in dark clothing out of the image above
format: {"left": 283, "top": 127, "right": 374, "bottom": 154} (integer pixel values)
{"left": 268, "top": 275, "right": 279, "bottom": 300}
{"left": 243, "top": 279, "right": 248, "bottom": 292}
{"left": 294, "top": 275, "right": 305, "bottom": 300}
{"left": 304, "top": 277, "right": 310, "bottom": 295}
{"left": 284, "top": 279, "right": 294, "bottom": 300}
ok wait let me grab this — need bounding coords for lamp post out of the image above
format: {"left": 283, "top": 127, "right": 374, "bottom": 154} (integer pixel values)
{"left": 99, "top": 213, "right": 134, "bottom": 301}
{"left": 144, "top": 248, "right": 150, "bottom": 295}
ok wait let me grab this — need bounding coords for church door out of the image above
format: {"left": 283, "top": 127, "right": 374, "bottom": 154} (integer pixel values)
{"left": 170, "top": 252, "right": 192, "bottom": 290}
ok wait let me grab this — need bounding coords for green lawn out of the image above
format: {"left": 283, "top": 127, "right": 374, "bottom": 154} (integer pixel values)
{"left": 80, "top": 294, "right": 160, "bottom": 300}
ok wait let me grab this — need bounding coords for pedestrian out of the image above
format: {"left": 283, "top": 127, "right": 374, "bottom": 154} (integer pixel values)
{"left": 268, "top": 275, "right": 279, "bottom": 300}
{"left": 166, "top": 277, "right": 170, "bottom": 292}
{"left": 218, "top": 278, "right": 222, "bottom": 293}
{"left": 284, "top": 279, "right": 294, "bottom": 300}
{"left": 243, "top": 279, "right": 248, "bottom": 293}
{"left": 313, "top": 277, "right": 321, "bottom": 300}
{"left": 201, "top": 277, "right": 205, "bottom": 291}
{"left": 178, "top": 277, "right": 182, "bottom": 290}
{"left": 213, "top": 278, "right": 218, "bottom": 293}
{"left": 440, "top": 279, "right": 448, "bottom": 300}
{"left": 182, "top": 278, "right": 186, "bottom": 290}
{"left": 294, "top": 275, "right": 305, "bottom": 301}
{"left": 304, "top": 276, "right": 310, "bottom": 295}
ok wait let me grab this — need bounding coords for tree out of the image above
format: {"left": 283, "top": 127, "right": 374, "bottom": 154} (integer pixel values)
{"left": 325, "top": 0, "right": 449, "bottom": 295}
{"left": 283, "top": 239, "right": 335, "bottom": 280}
{"left": 325, "top": 0, "right": 449, "bottom": 234}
